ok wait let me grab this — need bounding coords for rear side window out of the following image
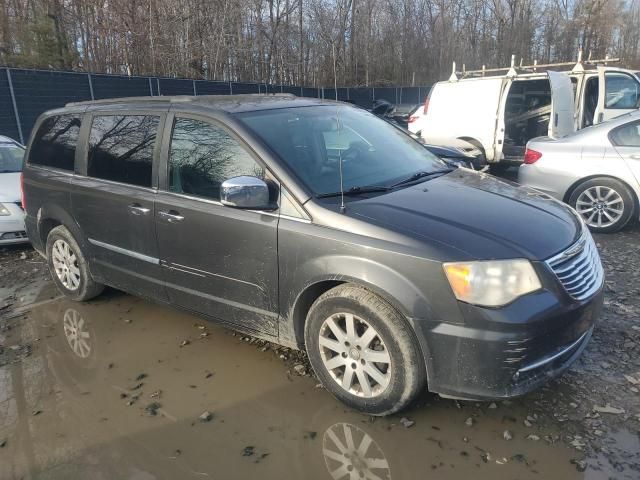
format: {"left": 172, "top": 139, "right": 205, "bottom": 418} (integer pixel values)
{"left": 88, "top": 115, "right": 159, "bottom": 188}
{"left": 610, "top": 121, "right": 640, "bottom": 147}
{"left": 29, "top": 114, "right": 81, "bottom": 171}
{"left": 168, "top": 117, "right": 264, "bottom": 200}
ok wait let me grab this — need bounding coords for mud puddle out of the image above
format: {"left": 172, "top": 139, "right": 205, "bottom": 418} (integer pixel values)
{"left": 0, "top": 290, "right": 606, "bottom": 480}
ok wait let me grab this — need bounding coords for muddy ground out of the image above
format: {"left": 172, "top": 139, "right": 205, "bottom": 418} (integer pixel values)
{"left": 0, "top": 223, "right": 639, "bottom": 480}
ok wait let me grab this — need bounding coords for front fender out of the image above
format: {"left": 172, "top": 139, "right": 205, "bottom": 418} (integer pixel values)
{"left": 291, "top": 255, "right": 434, "bottom": 321}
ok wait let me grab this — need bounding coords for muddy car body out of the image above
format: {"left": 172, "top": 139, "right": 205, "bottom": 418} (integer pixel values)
{"left": 22, "top": 95, "right": 604, "bottom": 414}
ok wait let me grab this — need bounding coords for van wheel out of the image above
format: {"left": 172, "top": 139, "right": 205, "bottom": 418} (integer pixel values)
{"left": 46, "top": 226, "right": 104, "bottom": 301}
{"left": 569, "top": 178, "right": 635, "bottom": 233}
{"left": 304, "top": 284, "right": 426, "bottom": 416}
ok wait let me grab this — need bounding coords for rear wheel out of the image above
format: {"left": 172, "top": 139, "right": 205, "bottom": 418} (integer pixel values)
{"left": 46, "top": 226, "right": 104, "bottom": 301}
{"left": 304, "top": 284, "right": 426, "bottom": 416}
{"left": 569, "top": 178, "right": 635, "bottom": 233}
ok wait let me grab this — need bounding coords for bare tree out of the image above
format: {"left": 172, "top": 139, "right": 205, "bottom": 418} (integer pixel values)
{"left": 0, "top": 0, "right": 638, "bottom": 86}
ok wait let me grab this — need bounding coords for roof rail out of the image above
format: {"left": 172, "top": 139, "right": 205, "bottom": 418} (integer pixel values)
{"left": 449, "top": 51, "right": 620, "bottom": 80}
{"left": 65, "top": 95, "right": 192, "bottom": 107}
{"left": 65, "top": 93, "right": 295, "bottom": 108}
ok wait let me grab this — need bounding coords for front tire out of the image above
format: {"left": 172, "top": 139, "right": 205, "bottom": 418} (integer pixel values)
{"left": 304, "top": 284, "right": 426, "bottom": 416}
{"left": 46, "top": 226, "right": 104, "bottom": 301}
{"left": 569, "top": 178, "right": 635, "bottom": 233}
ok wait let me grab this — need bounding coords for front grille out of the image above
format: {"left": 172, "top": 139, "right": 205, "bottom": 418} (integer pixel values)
{"left": 547, "top": 230, "right": 604, "bottom": 301}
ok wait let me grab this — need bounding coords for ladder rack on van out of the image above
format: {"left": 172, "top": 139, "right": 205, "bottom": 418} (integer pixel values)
{"left": 449, "top": 52, "right": 620, "bottom": 80}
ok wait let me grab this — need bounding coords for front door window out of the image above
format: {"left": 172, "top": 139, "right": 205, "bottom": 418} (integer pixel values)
{"left": 169, "top": 118, "right": 264, "bottom": 201}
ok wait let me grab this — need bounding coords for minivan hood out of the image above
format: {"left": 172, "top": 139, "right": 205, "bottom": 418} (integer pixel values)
{"left": 346, "top": 169, "right": 580, "bottom": 261}
{"left": 0, "top": 172, "right": 21, "bottom": 202}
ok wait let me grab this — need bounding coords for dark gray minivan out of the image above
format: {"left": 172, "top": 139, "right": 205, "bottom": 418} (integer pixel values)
{"left": 22, "top": 95, "right": 604, "bottom": 415}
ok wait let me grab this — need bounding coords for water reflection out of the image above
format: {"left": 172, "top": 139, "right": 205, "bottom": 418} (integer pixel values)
{"left": 62, "top": 308, "right": 92, "bottom": 359}
{"left": 323, "top": 423, "right": 391, "bottom": 480}
{"left": 0, "top": 294, "right": 586, "bottom": 480}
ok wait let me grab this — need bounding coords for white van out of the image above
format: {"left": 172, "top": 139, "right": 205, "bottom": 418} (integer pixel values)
{"left": 417, "top": 57, "right": 640, "bottom": 167}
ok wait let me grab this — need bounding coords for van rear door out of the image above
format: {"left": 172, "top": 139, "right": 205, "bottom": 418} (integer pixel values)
{"left": 547, "top": 71, "right": 576, "bottom": 139}
{"left": 594, "top": 66, "right": 640, "bottom": 124}
{"left": 421, "top": 77, "right": 506, "bottom": 162}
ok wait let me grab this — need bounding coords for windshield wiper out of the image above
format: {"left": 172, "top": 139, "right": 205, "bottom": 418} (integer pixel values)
{"left": 389, "top": 169, "right": 454, "bottom": 188}
{"left": 317, "top": 185, "right": 390, "bottom": 199}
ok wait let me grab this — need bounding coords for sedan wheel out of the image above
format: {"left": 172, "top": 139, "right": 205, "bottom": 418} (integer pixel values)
{"left": 575, "top": 186, "right": 624, "bottom": 229}
{"left": 319, "top": 312, "right": 391, "bottom": 398}
{"left": 569, "top": 178, "right": 635, "bottom": 233}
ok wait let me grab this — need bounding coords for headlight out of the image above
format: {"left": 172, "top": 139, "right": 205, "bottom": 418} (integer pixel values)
{"left": 443, "top": 259, "right": 541, "bottom": 307}
{"left": 0, "top": 203, "right": 11, "bottom": 216}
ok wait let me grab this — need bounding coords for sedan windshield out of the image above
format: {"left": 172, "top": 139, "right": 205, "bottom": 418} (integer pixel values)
{"left": 0, "top": 145, "right": 25, "bottom": 173}
{"left": 236, "top": 105, "right": 446, "bottom": 196}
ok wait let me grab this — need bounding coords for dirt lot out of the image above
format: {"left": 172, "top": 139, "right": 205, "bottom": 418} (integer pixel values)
{"left": 0, "top": 222, "right": 639, "bottom": 480}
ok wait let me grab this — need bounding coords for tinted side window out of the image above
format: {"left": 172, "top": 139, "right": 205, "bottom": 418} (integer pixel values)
{"left": 29, "top": 114, "right": 81, "bottom": 171}
{"left": 610, "top": 121, "right": 640, "bottom": 147}
{"left": 605, "top": 73, "right": 640, "bottom": 109}
{"left": 88, "top": 115, "right": 159, "bottom": 188}
{"left": 169, "top": 117, "right": 264, "bottom": 201}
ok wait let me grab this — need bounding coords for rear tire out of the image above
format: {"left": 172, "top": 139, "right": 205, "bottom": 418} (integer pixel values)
{"left": 304, "top": 284, "right": 426, "bottom": 416}
{"left": 569, "top": 178, "right": 635, "bottom": 233}
{"left": 46, "top": 226, "right": 104, "bottom": 301}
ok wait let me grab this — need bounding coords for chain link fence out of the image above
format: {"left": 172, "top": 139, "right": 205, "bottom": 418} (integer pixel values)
{"left": 0, "top": 67, "right": 430, "bottom": 144}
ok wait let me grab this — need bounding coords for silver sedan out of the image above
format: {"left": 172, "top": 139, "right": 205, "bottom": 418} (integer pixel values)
{"left": 519, "top": 111, "right": 640, "bottom": 233}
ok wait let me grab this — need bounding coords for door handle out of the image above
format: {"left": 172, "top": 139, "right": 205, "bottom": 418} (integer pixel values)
{"left": 158, "top": 210, "right": 185, "bottom": 223}
{"left": 630, "top": 154, "right": 640, "bottom": 160}
{"left": 128, "top": 203, "right": 151, "bottom": 216}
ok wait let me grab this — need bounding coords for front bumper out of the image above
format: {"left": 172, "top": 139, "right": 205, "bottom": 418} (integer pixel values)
{"left": 415, "top": 287, "right": 603, "bottom": 401}
{"left": 0, "top": 203, "right": 28, "bottom": 245}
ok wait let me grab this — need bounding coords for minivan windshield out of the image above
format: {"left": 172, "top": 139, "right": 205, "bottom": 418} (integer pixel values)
{"left": 237, "top": 105, "right": 446, "bottom": 196}
{"left": 0, "top": 145, "right": 25, "bottom": 173}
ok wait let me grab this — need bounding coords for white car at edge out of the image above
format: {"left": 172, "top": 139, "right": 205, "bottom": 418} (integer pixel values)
{"left": 0, "top": 135, "right": 28, "bottom": 245}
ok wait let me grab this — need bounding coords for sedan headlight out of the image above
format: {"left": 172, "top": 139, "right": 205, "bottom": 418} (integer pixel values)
{"left": 443, "top": 259, "right": 541, "bottom": 307}
{"left": 0, "top": 203, "right": 11, "bottom": 216}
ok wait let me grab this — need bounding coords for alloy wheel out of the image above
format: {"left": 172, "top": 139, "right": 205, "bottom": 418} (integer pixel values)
{"left": 575, "top": 186, "right": 625, "bottom": 229}
{"left": 322, "top": 422, "right": 391, "bottom": 480}
{"left": 63, "top": 308, "right": 91, "bottom": 358}
{"left": 318, "top": 313, "right": 391, "bottom": 398}
{"left": 51, "top": 239, "right": 81, "bottom": 291}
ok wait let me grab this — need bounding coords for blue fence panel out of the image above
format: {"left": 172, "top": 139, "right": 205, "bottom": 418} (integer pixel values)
{"left": 373, "top": 87, "right": 396, "bottom": 104}
{"left": 92, "top": 74, "right": 152, "bottom": 99}
{"left": 348, "top": 88, "right": 373, "bottom": 108}
{"left": 195, "top": 81, "right": 231, "bottom": 95}
{"left": 399, "top": 86, "right": 425, "bottom": 105}
{"left": 10, "top": 69, "right": 91, "bottom": 141}
{"left": 0, "top": 67, "right": 430, "bottom": 143}
{"left": 150, "top": 78, "right": 160, "bottom": 96}
{"left": 322, "top": 88, "right": 349, "bottom": 101}
{"left": 232, "top": 82, "right": 260, "bottom": 94}
{"left": 158, "top": 78, "right": 194, "bottom": 96}
{"left": 323, "top": 89, "right": 336, "bottom": 100}
{"left": 301, "top": 87, "right": 319, "bottom": 98}
{"left": 281, "top": 85, "right": 300, "bottom": 96}
{"left": 337, "top": 88, "right": 349, "bottom": 101}
{"left": 0, "top": 69, "right": 21, "bottom": 142}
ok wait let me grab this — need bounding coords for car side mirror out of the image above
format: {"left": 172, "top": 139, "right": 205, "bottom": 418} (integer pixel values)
{"left": 220, "top": 176, "right": 275, "bottom": 210}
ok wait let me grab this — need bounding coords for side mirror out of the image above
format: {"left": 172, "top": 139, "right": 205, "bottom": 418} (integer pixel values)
{"left": 220, "top": 176, "right": 274, "bottom": 210}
